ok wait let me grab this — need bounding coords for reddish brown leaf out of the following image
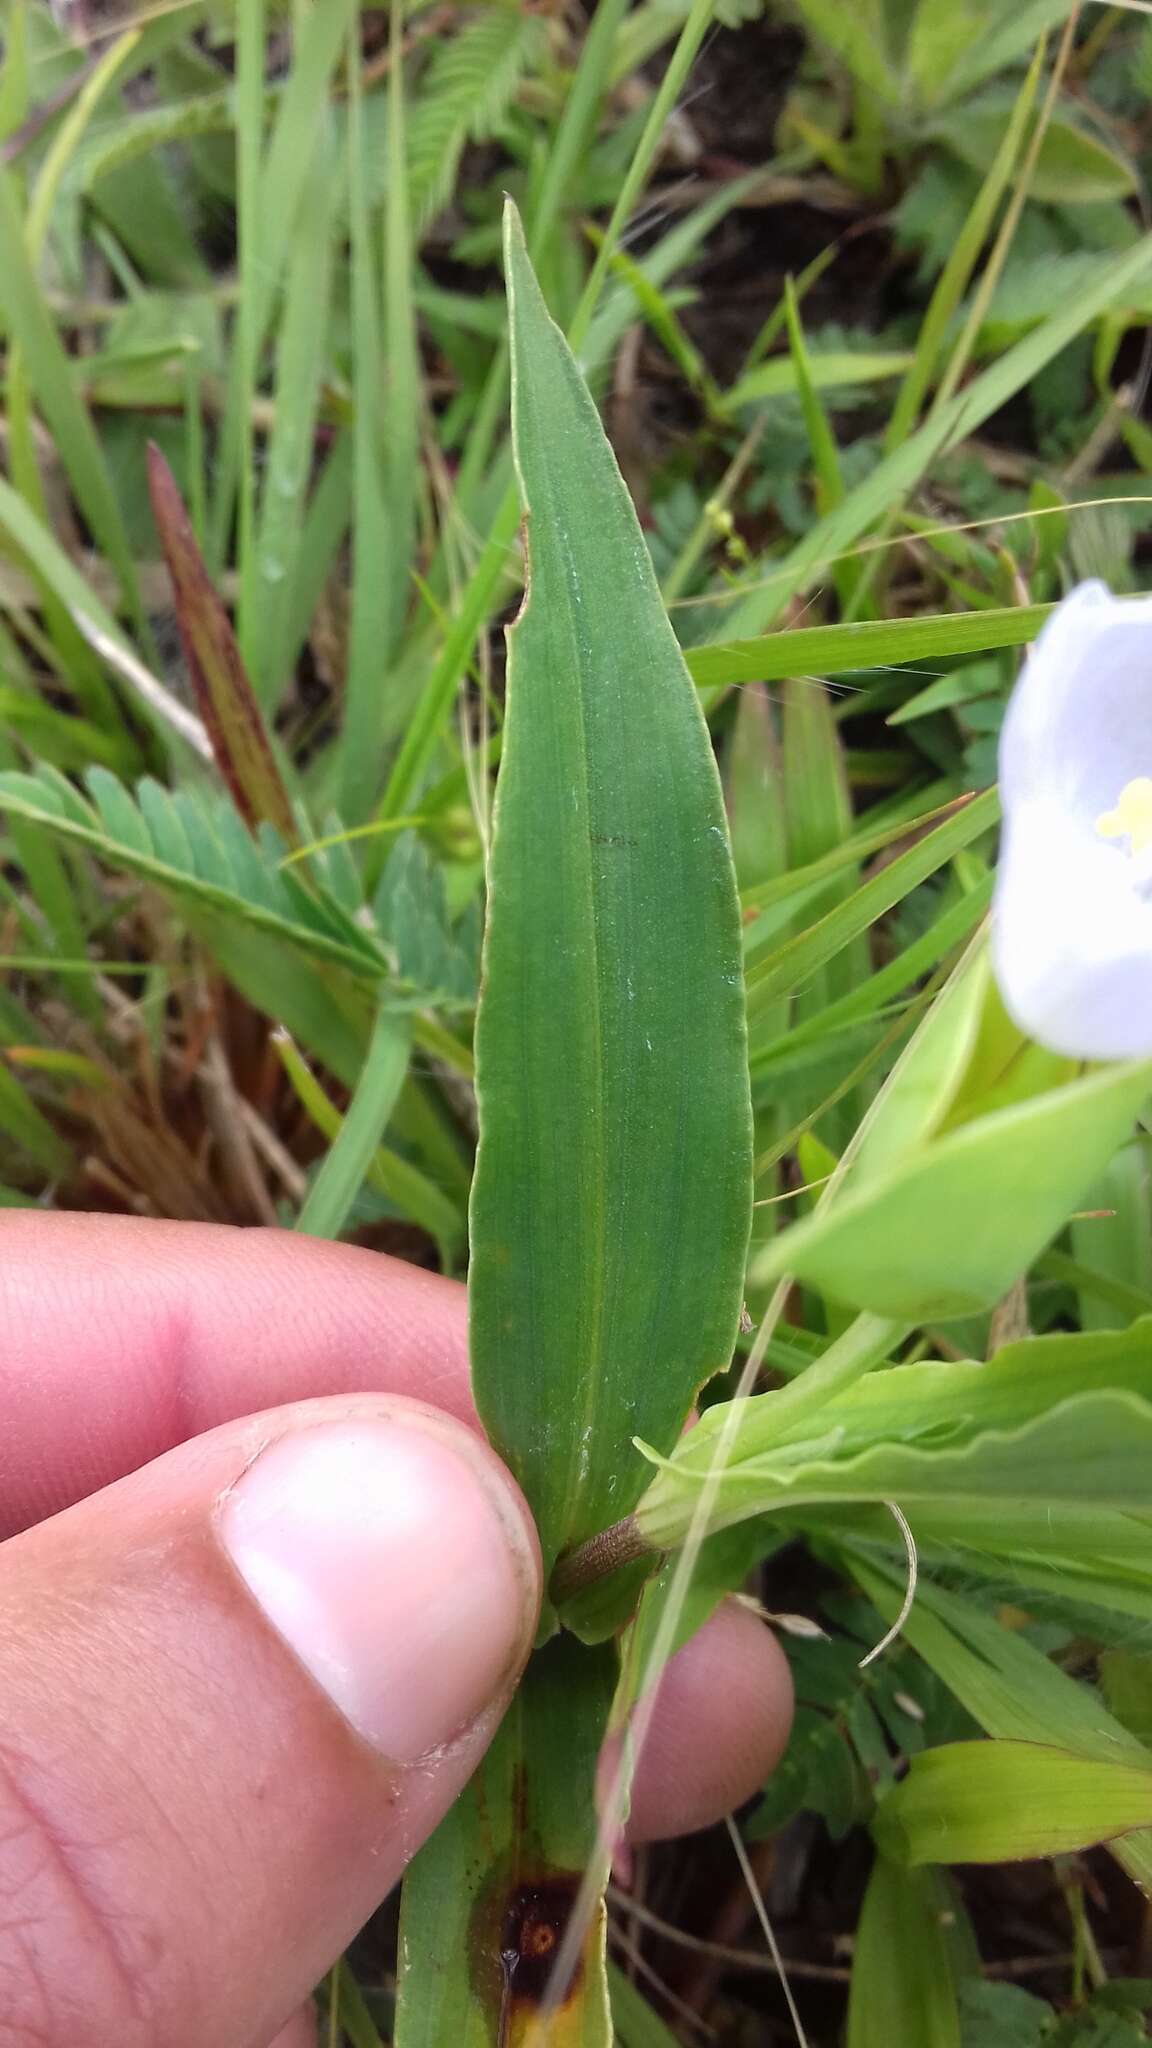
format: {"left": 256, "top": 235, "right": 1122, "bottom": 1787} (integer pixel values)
{"left": 146, "top": 444, "right": 296, "bottom": 844}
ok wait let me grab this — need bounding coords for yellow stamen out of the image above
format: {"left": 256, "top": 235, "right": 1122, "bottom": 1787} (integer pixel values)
{"left": 1096, "top": 777, "right": 1152, "bottom": 856}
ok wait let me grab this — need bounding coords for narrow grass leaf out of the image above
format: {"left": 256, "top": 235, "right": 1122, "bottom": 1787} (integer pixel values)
{"left": 685, "top": 602, "right": 1052, "bottom": 693}
{"left": 721, "top": 234, "right": 1152, "bottom": 640}
{"left": 0, "top": 166, "right": 140, "bottom": 622}
{"left": 146, "top": 445, "right": 296, "bottom": 843}
{"left": 746, "top": 787, "right": 998, "bottom": 1019}
{"left": 294, "top": 1005, "right": 412, "bottom": 1241}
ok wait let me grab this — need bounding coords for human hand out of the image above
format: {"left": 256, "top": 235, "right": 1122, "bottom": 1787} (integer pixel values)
{"left": 0, "top": 1213, "right": 793, "bottom": 2048}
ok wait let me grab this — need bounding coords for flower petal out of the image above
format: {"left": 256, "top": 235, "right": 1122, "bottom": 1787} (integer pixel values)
{"left": 999, "top": 581, "right": 1152, "bottom": 836}
{"left": 993, "top": 798, "right": 1152, "bottom": 1059}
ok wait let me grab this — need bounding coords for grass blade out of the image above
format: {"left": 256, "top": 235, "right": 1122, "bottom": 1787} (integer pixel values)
{"left": 295, "top": 1004, "right": 412, "bottom": 1241}
{"left": 146, "top": 445, "right": 296, "bottom": 843}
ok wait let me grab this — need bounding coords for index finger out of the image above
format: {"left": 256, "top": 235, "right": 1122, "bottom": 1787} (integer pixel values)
{"left": 0, "top": 1212, "right": 474, "bottom": 1537}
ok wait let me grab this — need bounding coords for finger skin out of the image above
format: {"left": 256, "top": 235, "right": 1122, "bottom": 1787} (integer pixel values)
{"left": 0, "top": 1394, "right": 538, "bottom": 2048}
{"left": 266, "top": 2011, "right": 316, "bottom": 2048}
{"left": 626, "top": 1600, "right": 794, "bottom": 1842}
{"left": 0, "top": 1213, "right": 474, "bottom": 1536}
{"left": 0, "top": 1212, "right": 794, "bottom": 1846}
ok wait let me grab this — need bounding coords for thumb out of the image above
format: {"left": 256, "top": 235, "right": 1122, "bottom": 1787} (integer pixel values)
{"left": 0, "top": 1394, "right": 540, "bottom": 2048}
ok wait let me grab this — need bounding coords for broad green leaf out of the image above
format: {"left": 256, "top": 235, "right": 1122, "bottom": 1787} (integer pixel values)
{"left": 933, "top": 101, "right": 1137, "bottom": 207}
{"left": 844, "top": 1552, "right": 1152, "bottom": 1894}
{"left": 957, "top": 1981, "right": 1052, "bottom": 2048}
{"left": 468, "top": 202, "right": 752, "bottom": 1574}
{"left": 634, "top": 1321, "right": 1152, "bottom": 1548}
{"left": 874, "top": 1741, "right": 1152, "bottom": 1866}
{"left": 750, "top": 1056, "right": 1152, "bottom": 1319}
{"left": 394, "top": 1637, "right": 616, "bottom": 2048}
{"left": 847, "top": 1859, "right": 965, "bottom": 2048}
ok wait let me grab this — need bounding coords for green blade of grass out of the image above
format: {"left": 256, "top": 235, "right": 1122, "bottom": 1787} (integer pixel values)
{"left": 745, "top": 787, "right": 998, "bottom": 1019}
{"left": 684, "top": 601, "right": 1052, "bottom": 692}
{"left": 884, "top": 41, "right": 1044, "bottom": 449}
{"left": 251, "top": 123, "right": 336, "bottom": 701}
{"left": 275, "top": 1027, "right": 464, "bottom": 1264}
{"left": 0, "top": 166, "right": 141, "bottom": 624}
{"left": 719, "top": 232, "right": 1152, "bottom": 642}
{"left": 294, "top": 1003, "right": 412, "bottom": 1241}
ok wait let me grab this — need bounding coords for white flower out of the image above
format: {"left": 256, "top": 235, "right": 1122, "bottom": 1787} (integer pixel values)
{"left": 993, "top": 580, "right": 1152, "bottom": 1060}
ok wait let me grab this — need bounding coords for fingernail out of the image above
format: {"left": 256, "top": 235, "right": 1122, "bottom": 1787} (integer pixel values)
{"left": 219, "top": 1417, "right": 538, "bottom": 1763}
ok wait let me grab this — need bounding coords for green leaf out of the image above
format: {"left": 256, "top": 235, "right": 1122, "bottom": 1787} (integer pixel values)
{"left": 634, "top": 1325, "right": 1152, "bottom": 1549}
{"left": 0, "top": 168, "right": 141, "bottom": 625}
{"left": 468, "top": 202, "right": 752, "bottom": 1575}
{"left": 0, "top": 769, "right": 389, "bottom": 985}
{"left": 933, "top": 100, "right": 1137, "bottom": 207}
{"left": 719, "top": 235, "right": 1152, "bottom": 643}
{"left": 745, "top": 787, "right": 997, "bottom": 1024}
{"left": 752, "top": 1055, "right": 1152, "bottom": 1319}
{"left": 789, "top": 0, "right": 896, "bottom": 96}
{"left": 685, "top": 602, "right": 1052, "bottom": 695}
{"left": 294, "top": 1005, "right": 412, "bottom": 1241}
{"left": 607, "top": 1962, "right": 681, "bottom": 2047}
{"left": 843, "top": 1555, "right": 1152, "bottom": 1895}
{"left": 719, "top": 348, "right": 914, "bottom": 416}
{"left": 957, "top": 1981, "right": 1054, "bottom": 2048}
{"left": 847, "top": 1859, "right": 965, "bottom": 2048}
{"left": 1100, "top": 1651, "right": 1152, "bottom": 1752}
{"left": 407, "top": 6, "right": 543, "bottom": 230}
{"left": 874, "top": 1740, "right": 1152, "bottom": 1867}
{"left": 937, "top": 3, "right": 1098, "bottom": 104}
{"left": 394, "top": 1636, "right": 616, "bottom": 2048}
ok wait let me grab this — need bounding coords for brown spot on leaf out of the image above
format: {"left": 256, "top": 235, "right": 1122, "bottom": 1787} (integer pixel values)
{"left": 499, "top": 1875, "right": 582, "bottom": 2013}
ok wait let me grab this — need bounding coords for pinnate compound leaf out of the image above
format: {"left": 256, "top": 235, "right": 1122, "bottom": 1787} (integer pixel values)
{"left": 0, "top": 768, "right": 399, "bottom": 986}
{"left": 468, "top": 202, "right": 752, "bottom": 1576}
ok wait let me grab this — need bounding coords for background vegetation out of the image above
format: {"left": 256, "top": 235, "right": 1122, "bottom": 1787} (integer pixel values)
{"left": 3, "top": 0, "right": 1152, "bottom": 2040}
